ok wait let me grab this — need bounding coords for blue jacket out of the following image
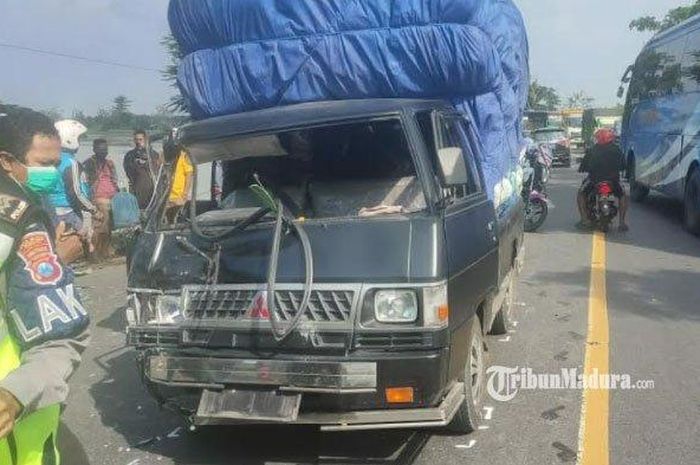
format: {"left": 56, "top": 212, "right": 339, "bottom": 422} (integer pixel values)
{"left": 47, "top": 151, "right": 95, "bottom": 214}
{"left": 0, "top": 184, "right": 90, "bottom": 351}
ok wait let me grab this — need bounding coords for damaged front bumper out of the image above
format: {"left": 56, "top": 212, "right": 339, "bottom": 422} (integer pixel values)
{"left": 147, "top": 355, "right": 378, "bottom": 393}
{"left": 141, "top": 349, "right": 457, "bottom": 431}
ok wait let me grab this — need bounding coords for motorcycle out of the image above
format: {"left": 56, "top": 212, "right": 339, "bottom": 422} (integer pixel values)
{"left": 521, "top": 156, "right": 549, "bottom": 232}
{"left": 587, "top": 181, "right": 619, "bottom": 232}
{"left": 537, "top": 143, "right": 553, "bottom": 187}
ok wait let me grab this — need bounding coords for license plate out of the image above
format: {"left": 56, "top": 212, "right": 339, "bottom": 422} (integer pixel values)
{"left": 196, "top": 389, "right": 302, "bottom": 422}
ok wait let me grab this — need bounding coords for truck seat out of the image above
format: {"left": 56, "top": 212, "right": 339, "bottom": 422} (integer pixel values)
{"left": 309, "top": 177, "right": 426, "bottom": 218}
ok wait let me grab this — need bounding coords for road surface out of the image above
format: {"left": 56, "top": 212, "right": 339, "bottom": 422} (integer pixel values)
{"left": 60, "top": 166, "right": 700, "bottom": 465}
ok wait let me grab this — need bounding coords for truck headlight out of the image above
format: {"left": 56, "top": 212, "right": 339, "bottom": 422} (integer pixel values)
{"left": 374, "top": 290, "right": 418, "bottom": 323}
{"left": 155, "top": 295, "right": 184, "bottom": 325}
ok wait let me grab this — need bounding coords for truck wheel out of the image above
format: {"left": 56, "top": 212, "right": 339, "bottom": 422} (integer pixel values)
{"left": 684, "top": 169, "right": 700, "bottom": 236}
{"left": 628, "top": 159, "right": 649, "bottom": 202}
{"left": 490, "top": 275, "right": 515, "bottom": 335}
{"left": 446, "top": 316, "right": 485, "bottom": 434}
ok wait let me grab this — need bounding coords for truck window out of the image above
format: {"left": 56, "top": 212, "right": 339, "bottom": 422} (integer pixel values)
{"left": 416, "top": 111, "right": 483, "bottom": 200}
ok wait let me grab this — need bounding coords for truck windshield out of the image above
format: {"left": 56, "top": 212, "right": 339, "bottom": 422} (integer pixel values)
{"left": 167, "top": 119, "right": 427, "bottom": 228}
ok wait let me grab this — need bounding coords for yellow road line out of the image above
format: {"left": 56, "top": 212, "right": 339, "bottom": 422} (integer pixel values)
{"left": 578, "top": 231, "right": 610, "bottom": 465}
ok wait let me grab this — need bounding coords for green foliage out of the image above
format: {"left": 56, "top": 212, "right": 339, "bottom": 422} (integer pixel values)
{"left": 161, "top": 34, "right": 189, "bottom": 114}
{"left": 66, "top": 96, "right": 186, "bottom": 134}
{"left": 528, "top": 80, "right": 561, "bottom": 111}
{"left": 112, "top": 95, "right": 132, "bottom": 114}
{"left": 567, "top": 91, "right": 595, "bottom": 109}
{"left": 41, "top": 107, "right": 64, "bottom": 121}
{"left": 630, "top": 2, "right": 700, "bottom": 32}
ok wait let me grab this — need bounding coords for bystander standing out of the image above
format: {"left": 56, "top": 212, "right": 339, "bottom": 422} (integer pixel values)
{"left": 83, "top": 139, "right": 119, "bottom": 261}
{"left": 123, "top": 129, "right": 162, "bottom": 210}
{"left": 166, "top": 150, "right": 194, "bottom": 223}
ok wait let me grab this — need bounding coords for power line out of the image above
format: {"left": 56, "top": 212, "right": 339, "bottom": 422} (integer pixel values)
{"left": 0, "top": 41, "right": 161, "bottom": 73}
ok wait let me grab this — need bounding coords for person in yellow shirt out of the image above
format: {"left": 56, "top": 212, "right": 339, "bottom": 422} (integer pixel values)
{"left": 167, "top": 150, "right": 194, "bottom": 223}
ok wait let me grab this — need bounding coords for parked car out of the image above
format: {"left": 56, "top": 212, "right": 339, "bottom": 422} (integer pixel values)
{"left": 532, "top": 127, "right": 572, "bottom": 167}
{"left": 125, "top": 99, "right": 525, "bottom": 434}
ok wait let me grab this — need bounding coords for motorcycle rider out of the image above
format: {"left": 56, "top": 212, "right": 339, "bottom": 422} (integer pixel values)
{"left": 0, "top": 105, "right": 90, "bottom": 464}
{"left": 523, "top": 138, "right": 545, "bottom": 193}
{"left": 576, "top": 128, "right": 629, "bottom": 231}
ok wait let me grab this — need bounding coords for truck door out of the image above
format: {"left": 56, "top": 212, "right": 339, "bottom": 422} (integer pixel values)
{"left": 420, "top": 110, "right": 499, "bottom": 329}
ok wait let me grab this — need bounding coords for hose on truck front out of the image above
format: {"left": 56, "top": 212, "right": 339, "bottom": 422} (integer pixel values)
{"left": 266, "top": 199, "right": 314, "bottom": 341}
{"left": 188, "top": 168, "right": 314, "bottom": 342}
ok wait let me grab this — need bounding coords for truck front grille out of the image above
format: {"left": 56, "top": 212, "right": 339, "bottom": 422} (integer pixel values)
{"left": 183, "top": 287, "right": 357, "bottom": 323}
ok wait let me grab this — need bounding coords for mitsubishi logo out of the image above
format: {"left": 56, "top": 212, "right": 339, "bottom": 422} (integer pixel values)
{"left": 245, "top": 291, "right": 271, "bottom": 320}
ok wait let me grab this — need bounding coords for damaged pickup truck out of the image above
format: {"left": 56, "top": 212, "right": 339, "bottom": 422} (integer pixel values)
{"left": 126, "top": 99, "right": 524, "bottom": 432}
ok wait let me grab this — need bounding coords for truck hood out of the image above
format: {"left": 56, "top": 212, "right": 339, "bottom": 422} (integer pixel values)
{"left": 128, "top": 215, "right": 446, "bottom": 290}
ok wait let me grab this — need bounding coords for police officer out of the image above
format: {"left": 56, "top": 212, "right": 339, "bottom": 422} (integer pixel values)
{"left": 0, "top": 105, "right": 90, "bottom": 464}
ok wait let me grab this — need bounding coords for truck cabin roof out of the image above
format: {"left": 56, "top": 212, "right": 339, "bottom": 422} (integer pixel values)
{"left": 176, "top": 98, "right": 454, "bottom": 164}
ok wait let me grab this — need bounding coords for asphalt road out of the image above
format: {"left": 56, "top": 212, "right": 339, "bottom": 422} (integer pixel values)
{"left": 60, "top": 166, "right": 700, "bottom": 465}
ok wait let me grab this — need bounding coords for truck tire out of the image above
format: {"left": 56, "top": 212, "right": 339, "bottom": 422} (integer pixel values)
{"left": 446, "top": 316, "right": 485, "bottom": 434}
{"left": 628, "top": 158, "right": 649, "bottom": 202}
{"left": 684, "top": 169, "right": 700, "bottom": 236}
{"left": 490, "top": 274, "right": 515, "bottom": 335}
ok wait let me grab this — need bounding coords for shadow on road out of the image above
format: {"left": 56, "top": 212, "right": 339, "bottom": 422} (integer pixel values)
{"left": 533, "top": 267, "right": 700, "bottom": 322}
{"left": 137, "top": 427, "right": 430, "bottom": 465}
{"left": 537, "top": 170, "right": 700, "bottom": 257}
{"left": 58, "top": 422, "right": 91, "bottom": 465}
{"left": 89, "top": 345, "right": 431, "bottom": 465}
{"left": 96, "top": 304, "right": 128, "bottom": 332}
{"left": 607, "top": 193, "right": 700, "bottom": 258}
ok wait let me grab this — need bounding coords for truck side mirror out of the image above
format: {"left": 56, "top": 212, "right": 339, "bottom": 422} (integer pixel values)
{"left": 617, "top": 86, "right": 625, "bottom": 99}
{"left": 437, "top": 147, "right": 468, "bottom": 186}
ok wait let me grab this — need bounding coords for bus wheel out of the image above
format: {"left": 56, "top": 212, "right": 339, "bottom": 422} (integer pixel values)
{"left": 446, "top": 316, "right": 485, "bottom": 434}
{"left": 629, "top": 160, "right": 649, "bottom": 202}
{"left": 684, "top": 169, "right": 700, "bottom": 236}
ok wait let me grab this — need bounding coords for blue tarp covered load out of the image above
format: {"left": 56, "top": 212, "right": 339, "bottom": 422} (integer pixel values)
{"left": 168, "top": 0, "right": 529, "bottom": 212}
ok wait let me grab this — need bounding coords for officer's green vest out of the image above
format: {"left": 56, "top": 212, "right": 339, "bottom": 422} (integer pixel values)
{"left": 0, "top": 270, "right": 61, "bottom": 465}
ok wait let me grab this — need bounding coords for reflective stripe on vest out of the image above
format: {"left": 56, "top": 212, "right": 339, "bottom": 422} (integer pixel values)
{"left": 0, "top": 271, "right": 60, "bottom": 465}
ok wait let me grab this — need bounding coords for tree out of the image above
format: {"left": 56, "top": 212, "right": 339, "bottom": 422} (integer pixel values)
{"left": 161, "top": 34, "right": 189, "bottom": 114}
{"left": 42, "top": 108, "right": 64, "bottom": 122}
{"left": 71, "top": 109, "right": 87, "bottom": 123}
{"left": 630, "top": 2, "right": 700, "bottom": 32}
{"left": 112, "top": 95, "right": 132, "bottom": 115}
{"left": 528, "top": 80, "right": 561, "bottom": 111}
{"left": 567, "top": 91, "right": 595, "bottom": 109}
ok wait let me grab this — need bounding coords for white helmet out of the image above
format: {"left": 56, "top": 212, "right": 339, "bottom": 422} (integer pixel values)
{"left": 55, "top": 119, "right": 87, "bottom": 152}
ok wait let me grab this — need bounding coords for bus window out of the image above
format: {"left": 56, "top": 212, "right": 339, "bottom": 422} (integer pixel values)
{"left": 635, "top": 41, "right": 684, "bottom": 100}
{"left": 682, "top": 28, "right": 700, "bottom": 92}
{"left": 634, "top": 48, "right": 663, "bottom": 100}
{"left": 657, "top": 40, "right": 685, "bottom": 96}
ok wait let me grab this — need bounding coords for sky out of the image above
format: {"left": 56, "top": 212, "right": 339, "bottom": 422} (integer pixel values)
{"left": 0, "top": 0, "right": 687, "bottom": 115}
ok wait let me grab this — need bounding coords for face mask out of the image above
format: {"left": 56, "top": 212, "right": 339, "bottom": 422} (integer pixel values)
{"left": 24, "top": 166, "right": 60, "bottom": 194}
